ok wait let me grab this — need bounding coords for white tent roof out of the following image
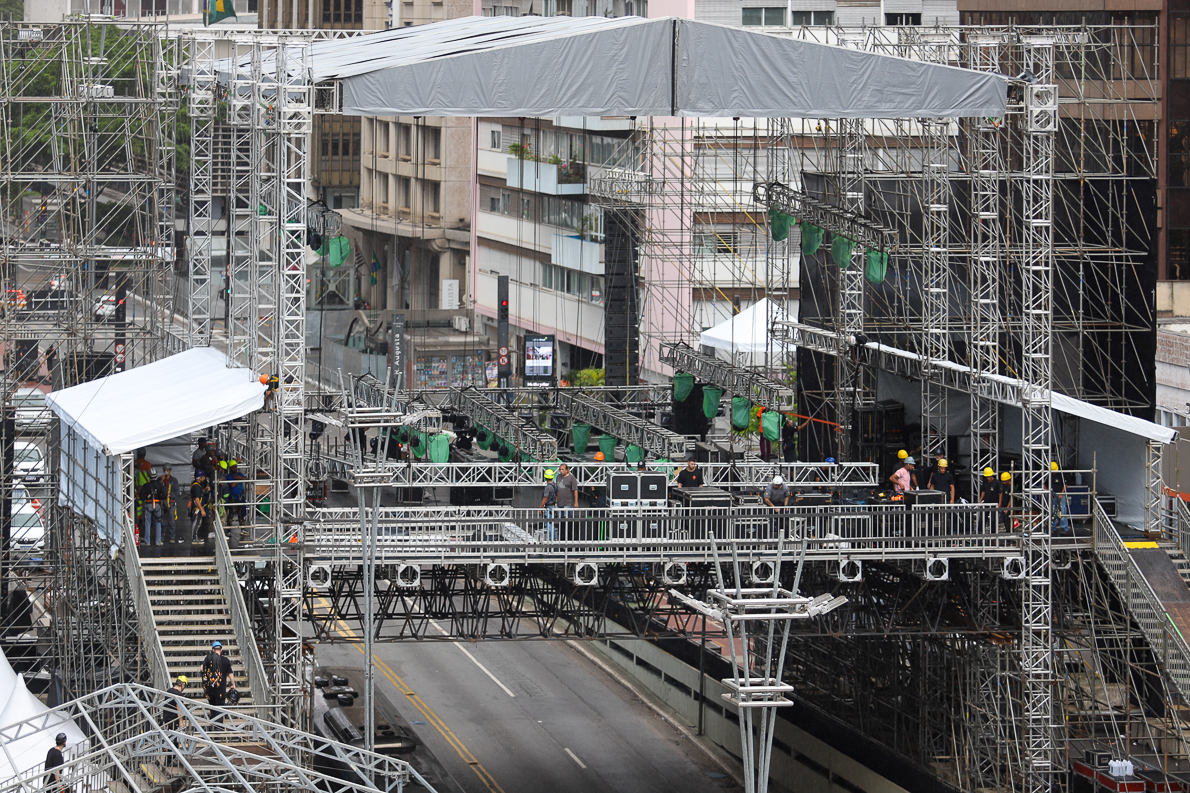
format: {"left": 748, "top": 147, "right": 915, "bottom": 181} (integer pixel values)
{"left": 0, "top": 650, "right": 87, "bottom": 781}
{"left": 263, "top": 16, "right": 1006, "bottom": 118}
{"left": 46, "top": 348, "right": 266, "bottom": 456}
{"left": 700, "top": 299, "right": 793, "bottom": 355}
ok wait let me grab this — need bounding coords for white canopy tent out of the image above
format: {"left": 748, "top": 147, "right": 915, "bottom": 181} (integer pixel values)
{"left": 699, "top": 298, "right": 795, "bottom": 357}
{"left": 46, "top": 348, "right": 266, "bottom": 544}
{"left": 233, "top": 15, "right": 1008, "bottom": 119}
{"left": 0, "top": 649, "right": 87, "bottom": 782}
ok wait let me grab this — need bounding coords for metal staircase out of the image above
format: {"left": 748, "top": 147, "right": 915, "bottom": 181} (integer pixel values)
{"left": 1091, "top": 500, "right": 1190, "bottom": 700}
{"left": 139, "top": 556, "right": 254, "bottom": 704}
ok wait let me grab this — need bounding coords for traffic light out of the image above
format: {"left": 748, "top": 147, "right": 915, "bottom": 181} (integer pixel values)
{"left": 497, "top": 276, "right": 510, "bottom": 381}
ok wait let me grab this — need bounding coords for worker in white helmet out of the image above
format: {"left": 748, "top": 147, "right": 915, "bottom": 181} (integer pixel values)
{"left": 764, "top": 475, "right": 790, "bottom": 510}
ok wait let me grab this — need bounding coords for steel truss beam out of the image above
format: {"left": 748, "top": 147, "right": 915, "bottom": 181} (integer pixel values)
{"left": 752, "top": 180, "right": 899, "bottom": 253}
{"left": 311, "top": 458, "right": 879, "bottom": 489}
{"left": 659, "top": 342, "right": 796, "bottom": 413}
{"left": 448, "top": 386, "right": 558, "bottom": 460}
{"left": 0, "top": 683, "right": 434, "bottom": 793}
{"left": 554, "top": 389, "right": 691, "bottom": 459}
{"left": 302, "top": 503, "right": 1023, "bottom": 566}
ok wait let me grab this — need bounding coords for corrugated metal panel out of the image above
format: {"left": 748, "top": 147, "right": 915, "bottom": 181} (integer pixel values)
{"left": 883, "top": 0, "right": 923, "bottom": 13}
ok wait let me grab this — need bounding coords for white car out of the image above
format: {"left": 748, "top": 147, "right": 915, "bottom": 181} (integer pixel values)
{"left": 13, "top": 441, "right": 46, "bottom": 483}
{"left": 11, "top": 388, "right": 51, "bottom": 432}
{"left": 10, "top": 502, "right": 45, "bottom": 556}
{"left": 93, "top": 294, "right": 119, "bottom": 321}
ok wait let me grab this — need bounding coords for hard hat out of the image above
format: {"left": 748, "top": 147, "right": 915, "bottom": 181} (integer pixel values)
{"left": 1050, "top": 461, "right": 1059, "bottom": 471}
{"left": 897, "top": 449, "right": 908, "bottom": 460}
{"left": 227, "top": 687, "right": 240, "bottom": 705}
{"left": 229, "top": 460, "right": 238, "bottom": 467}
{"left": 772, "top": 476, "right": 784, "bottom": 486}
{"left": 594, "top": 452, "right": 605, "bottom": 461}
{"left": 1000, "top": 472, "right": 1011, "bottom": 481}
{"left": 983, "top": 467, "right": 994, "bottom": 477}
{"left": 219, "top": 460, "right": 228, "bottom": 470}
{"left": 55, "top": 732, "right": 66, "bottom": 745}
{"left": 149, "top": 466, "right": 158, "bottom": 477}
{"left": 195, "top": 469, "right": 207, "bottom": 478}
{"left": 211, "top": 640, "right": 222, "bottom": 649}
{"left": 905, "top": 456, "right": 915, "bottom": 465}
{"left": 825, "top": 457, "right": 836, "bottom": 464}
{"left": 178, "top": 675, "right": 188, "bottom": 685}
{"left": 937, "top": 458, "right": 948, "bottom": 468}
{"left": 544, "top": 469, "right": 555, "bottom": 480}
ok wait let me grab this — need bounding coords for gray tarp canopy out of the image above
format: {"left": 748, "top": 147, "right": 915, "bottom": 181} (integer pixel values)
{"left": 283, "top": 15, "right": 1006, "bottom": 118}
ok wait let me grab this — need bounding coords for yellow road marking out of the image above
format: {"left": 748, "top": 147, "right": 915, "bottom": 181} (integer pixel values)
{"left": 315, "top": 599, "right": 506, "bottom": 793}
{"left": 1124, "top": 541, "right": 1160, "bottom": 549}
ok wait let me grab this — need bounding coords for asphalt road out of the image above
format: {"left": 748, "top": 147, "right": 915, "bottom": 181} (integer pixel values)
{"left": 314, "top": 637, "right": 734, "bottom": 793}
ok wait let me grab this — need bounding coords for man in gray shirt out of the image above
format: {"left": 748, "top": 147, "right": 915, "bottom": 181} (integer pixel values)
{"left": 764, "top": 476, "right": 790, "bottom": 509}
{"left": 556, "top": 463, "right": 578, "bottom": 510}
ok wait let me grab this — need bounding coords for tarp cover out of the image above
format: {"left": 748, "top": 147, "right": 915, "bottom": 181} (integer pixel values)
{"left": 46, "top": 348, "right": 265, "bottom": 456}
{"left": 46, "top": 348, "right": 264, "bottom": 545}
{"left": 311, "top": 16, "right": 1007, "bottom": 119}
{"left": 700, "top": 298, "right": 793, "bottom": 355}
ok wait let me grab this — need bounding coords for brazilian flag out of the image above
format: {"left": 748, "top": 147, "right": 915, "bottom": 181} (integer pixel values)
{"left": 204, "top": 0, "right": 237, "bottom": 26}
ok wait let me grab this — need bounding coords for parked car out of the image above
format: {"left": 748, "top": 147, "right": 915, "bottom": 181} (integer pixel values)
{"left": 11, "top": 388, "right": 52, "bottom": 432}
{"left": 13, "top": 441, "right": 46, "bottom": 484}
{"left": 10, "top": 502, "right": 45, "bottom": 557}
{"left": 93, "top": 293, "right": 119, "bottom": 321}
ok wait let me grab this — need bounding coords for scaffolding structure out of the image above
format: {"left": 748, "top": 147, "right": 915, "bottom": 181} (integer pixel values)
{"left": 0, "top": 18, "right": 179, "bottom": 696}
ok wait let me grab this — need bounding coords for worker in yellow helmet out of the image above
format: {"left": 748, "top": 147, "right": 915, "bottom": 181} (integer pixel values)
{"left": 978, "top": 467, "right": 1001, "bottom": 508}
{"left": 926, "top": 457, "right": 956, "bottom": 503}
{"left": 539, "top": 468, "right": 558, "bottom": 541}
{"left": 1050, "top": 461, "right": 1069, "bottom": 533}
{"left": 998, "top": 472, "right": 1014, "bottom": 531}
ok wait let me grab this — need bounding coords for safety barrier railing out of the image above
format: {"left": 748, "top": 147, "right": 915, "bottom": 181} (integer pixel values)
{"left": 305, "top": 503, "right": 1018, "bottom": 563}
{"left": 1092, "top": 499, "right": 1190, "bottom": 700}
{"left": 211, "top": 512, "right": 272, "bottom": 716}
{"left": 121, "top": 537, "right": 172, "bottom": 690}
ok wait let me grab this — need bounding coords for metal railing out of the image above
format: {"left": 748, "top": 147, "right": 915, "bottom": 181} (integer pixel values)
{"left": 121, "top": 539, "right": 171, "bottom": 690}
{"left": 305, "top": 503, "right": 1019, "bottom": 564}
{"left": 1092, "top": 499, "right": 1190, "bottom": 700}
{"left": 211, "top": 512, "right": 272, "bottom": 717}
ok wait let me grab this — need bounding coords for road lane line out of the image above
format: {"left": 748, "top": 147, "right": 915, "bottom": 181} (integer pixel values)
{"left": 430, "top": 621, "right": 516, "bottom": 698}
{"left": 564, "top": 748, "right": 587, "bottom": 769}
{"left": 316, "top": 598, "right": 507, "bottom": 793}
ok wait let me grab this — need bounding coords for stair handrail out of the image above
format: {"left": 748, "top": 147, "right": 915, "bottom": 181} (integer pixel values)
{"left": 121, "top": 540, "right": 171, "bottom": 690}
{"left": 212, "top": 512, "right": 273, "bottom": 716}
{"left": 1175, "top": 496, "right": 1190, "bottom": 565}
{"left": 1092, "top": 498, "right": 1190, "bottom": 699}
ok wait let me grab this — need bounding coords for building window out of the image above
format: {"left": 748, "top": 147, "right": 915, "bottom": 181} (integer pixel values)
{"left": 427, "top": 182, "right": 441, "bottom": 214}
{"left": 1171, "top": 229, "right": 1190, "bottom": 281}
{"left": 500, "top": 192, "right": 511, "bottom": 214}
{"left": 521, "top": 197, "right": 531, "bottom": 219}
{"left": 378, "top": 123, "right": 390, "bottom": 157}
{"left": 742, "top": 7, "right": 785, "bottom": 26}
{"left": 885, "top": 13, "right": 920, "bottom": 25}
{"left": 426, "top": 127, "right": 442, "bottom": 162}
{"left": 490, "top": 130, "right": 502, "bottom": 150}
{"left": 489, "top": 196, "right": 501, "bottom": 212}
{"left": 790, "top": 10, "right": 833, "bottom": 25}
{"left": 379, "top": 175, "right": 390, "bottom": 207}
{"left": 589, "top": 275, "right": 604, "bottom": 304}
{"left": 502, "top": 5, "right": 517, "bottom": 14}
{"left": 695, "top": 230, "right": 738, "bottom": 255}
{"left": 398, "top": 177, "right": 411, "bottom": 210}
{"left": 399, "top": 124, "right": 412, "bottom": 159}
{"left": 1175, "top": 16, "right": 1190, "bottom": 79}
{"left": 542, "top": 263, "right": 554, "bottom": 290}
